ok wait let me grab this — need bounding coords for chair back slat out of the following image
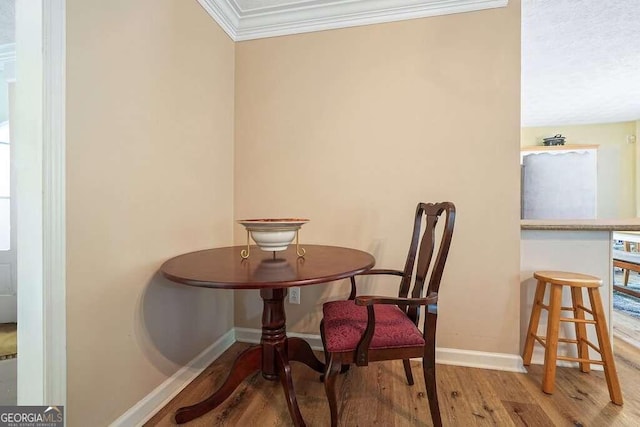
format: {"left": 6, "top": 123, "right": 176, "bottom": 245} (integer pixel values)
{"left": 401, "top": 202, "right": 456, "bottom": 324}
{"left": 426, "top": 203, "right": 455, "bottom": 295}
{"left": 398, "top": 204, "right": 425, "bottom": 299}
{"left": 412, "top": 212, "right": 438, "bottom": 297}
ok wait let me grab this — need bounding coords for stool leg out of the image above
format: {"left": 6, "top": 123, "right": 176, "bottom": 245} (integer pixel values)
{"left": 523, "top": 279, "right": 547, "bottom": 365}
{"left": 623, "top": 244, "right": 631, "bottom": 286}
{"left": 542, "top": 283, "right": 562, "bottom": 394}
{"left": 570, "top": 287, "right": 590, "bottom": 373}
{"left": 623, "top": 269, "right": 629, "bottom": 286}
{"left": 587, "top": 288, "right": 623, "bottom": 405}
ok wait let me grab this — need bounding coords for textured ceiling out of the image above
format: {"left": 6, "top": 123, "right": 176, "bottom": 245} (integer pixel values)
{"left": 522, "top": 0, "right": 640, "bottom": 126}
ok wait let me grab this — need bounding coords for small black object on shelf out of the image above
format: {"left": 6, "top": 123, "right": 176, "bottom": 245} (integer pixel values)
{"left": 542, "top": 134, "right": 565, "bottom": 146}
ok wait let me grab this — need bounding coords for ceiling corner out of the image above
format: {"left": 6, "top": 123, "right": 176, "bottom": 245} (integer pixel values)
{"left": 200, "top": 0, "right": 509, "bottom": 42}
{"left": 197, "top": 0, "right": 240, "bottom": 41}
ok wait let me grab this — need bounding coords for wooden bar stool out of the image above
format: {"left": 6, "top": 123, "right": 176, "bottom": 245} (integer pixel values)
{"left": 522, "top": 270, "right": 623, "bottom": 405}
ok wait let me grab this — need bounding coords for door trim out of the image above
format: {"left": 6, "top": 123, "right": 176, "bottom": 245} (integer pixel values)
{"left": 15, "top": 0, "right": 66, "bottom": 406}
{"left": 43, "top": 0, "right": 66, "bottom": 407}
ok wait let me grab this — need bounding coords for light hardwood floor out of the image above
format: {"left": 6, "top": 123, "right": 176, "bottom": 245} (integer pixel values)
{"left": 146, "top": 337, "right": 640, "bottom": 426}
{"left": 613, "top": 309, "right": 640, "bottom": 350}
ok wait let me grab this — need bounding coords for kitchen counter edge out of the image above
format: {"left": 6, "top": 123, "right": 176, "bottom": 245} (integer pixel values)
{"left": 521, "top": 219, "right": 640, "bottom": 231}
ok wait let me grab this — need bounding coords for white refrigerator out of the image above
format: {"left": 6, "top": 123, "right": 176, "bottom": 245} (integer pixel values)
{"left": 521, "top": 150, "right": 597, "bottom": 219}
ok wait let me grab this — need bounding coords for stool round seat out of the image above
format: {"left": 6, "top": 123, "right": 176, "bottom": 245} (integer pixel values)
{"left": 533, "top": 271, "right": 602, "bottom": 288}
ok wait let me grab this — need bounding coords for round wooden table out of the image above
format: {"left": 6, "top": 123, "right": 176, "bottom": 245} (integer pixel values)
{"left": 160, "top": 244, "right": 375, "bottom": 426}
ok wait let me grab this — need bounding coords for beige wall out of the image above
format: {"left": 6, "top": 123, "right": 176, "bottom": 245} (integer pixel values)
{"left": 66, "top": 1, "right": 234, "bottom": 425}
{"left": 521, "top": 122, "right": 637, "bottom": 218}
{"left": 234, "top": 3, "right": 521, "bottom": 354}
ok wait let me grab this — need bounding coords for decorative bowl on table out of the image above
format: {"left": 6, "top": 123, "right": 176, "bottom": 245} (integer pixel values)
{"left": 237, "top": 218, "right": 309, "bottom": 257}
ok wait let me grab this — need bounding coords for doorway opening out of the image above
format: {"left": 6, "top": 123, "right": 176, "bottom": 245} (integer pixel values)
{"left": 612, "top": 234, "right": 640, "bottom": 349}
{"left": 0, "top": 0, "right": 17, "bottom": 405}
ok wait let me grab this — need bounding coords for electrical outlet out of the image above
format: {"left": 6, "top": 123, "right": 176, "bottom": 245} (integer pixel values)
{"left": 289, "top": 287, "right": 301, "bottom": 304}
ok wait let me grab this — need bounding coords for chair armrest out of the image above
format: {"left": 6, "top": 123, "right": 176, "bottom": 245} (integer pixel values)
{"left": 355, "top": 294, "right": 438, "bottom": 307}
{"left": 348, "top": 269, "right": 405, "bottom": 300}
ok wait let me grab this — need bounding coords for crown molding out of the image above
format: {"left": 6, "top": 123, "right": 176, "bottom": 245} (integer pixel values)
{"left": 199, "top": 0, "right": 509, "bottom": 41}
{"left": 197, "top": 0, "right": 240, "bottom": 40}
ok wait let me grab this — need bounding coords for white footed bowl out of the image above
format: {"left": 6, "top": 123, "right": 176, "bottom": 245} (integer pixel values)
{"left": 249, "top": 230, "right": 297, "bottom": 251}
{"left": 237, "top": 218, "right": 309, "bottom": 252}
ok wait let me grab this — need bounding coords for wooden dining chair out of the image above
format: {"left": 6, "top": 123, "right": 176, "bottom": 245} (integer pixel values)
{"left": 320, "top": 202, "right": 455, "bottom": 427}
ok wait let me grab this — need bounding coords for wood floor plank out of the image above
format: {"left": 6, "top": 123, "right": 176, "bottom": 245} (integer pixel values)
{"left": 437, "top": 364, "right": 487, "bottom": 426}
{"left": 146, "top": 336, "right": 640, "bottom": 427}
{"left": 613, "top": 310, "right": 640, "bottom": 349}
{"left": 516, "top": 337, "right": 639, "bottom": 427}
{"left": 452, "top": 366, "right": 516, "bottom": 425}
{"left": 501, "top": 401, "right": 554, "bottom": 427}
{"left": 338, "top": 362, "right": 432, "bottom": 426}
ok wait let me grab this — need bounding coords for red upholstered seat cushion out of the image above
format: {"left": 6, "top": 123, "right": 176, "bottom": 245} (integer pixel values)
{"left": 323, "top": 300, "right": 425, "bottom": 353}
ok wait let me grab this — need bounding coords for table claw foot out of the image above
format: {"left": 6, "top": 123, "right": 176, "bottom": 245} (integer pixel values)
{"left": 276, "top": 346, "right": 307, "bottom": 427}
{"left": 287, "top": 337, "right": 325, "bottom": 373}
{"left": 175, "top": 345, "right": 262, "bottom": 424}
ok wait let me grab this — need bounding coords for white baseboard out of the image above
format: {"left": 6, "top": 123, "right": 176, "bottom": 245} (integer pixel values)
{"left": 234, "top": 328, "right": 526, "bottom": 373}
{"left": 436, "top": 347, "right": 525, "bottom": 373}
{"left": 110, "top": 328, "right": 236, "bottom": 427}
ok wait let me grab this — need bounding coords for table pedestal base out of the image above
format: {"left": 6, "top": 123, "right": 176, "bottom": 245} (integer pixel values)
{"left": 175, "top": 288, "right": 324, "bottom": 426}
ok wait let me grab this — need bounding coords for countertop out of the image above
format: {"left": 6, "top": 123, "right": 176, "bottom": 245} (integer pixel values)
{"left": 521, "top": 219, "right": 640, "bottom": 231}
